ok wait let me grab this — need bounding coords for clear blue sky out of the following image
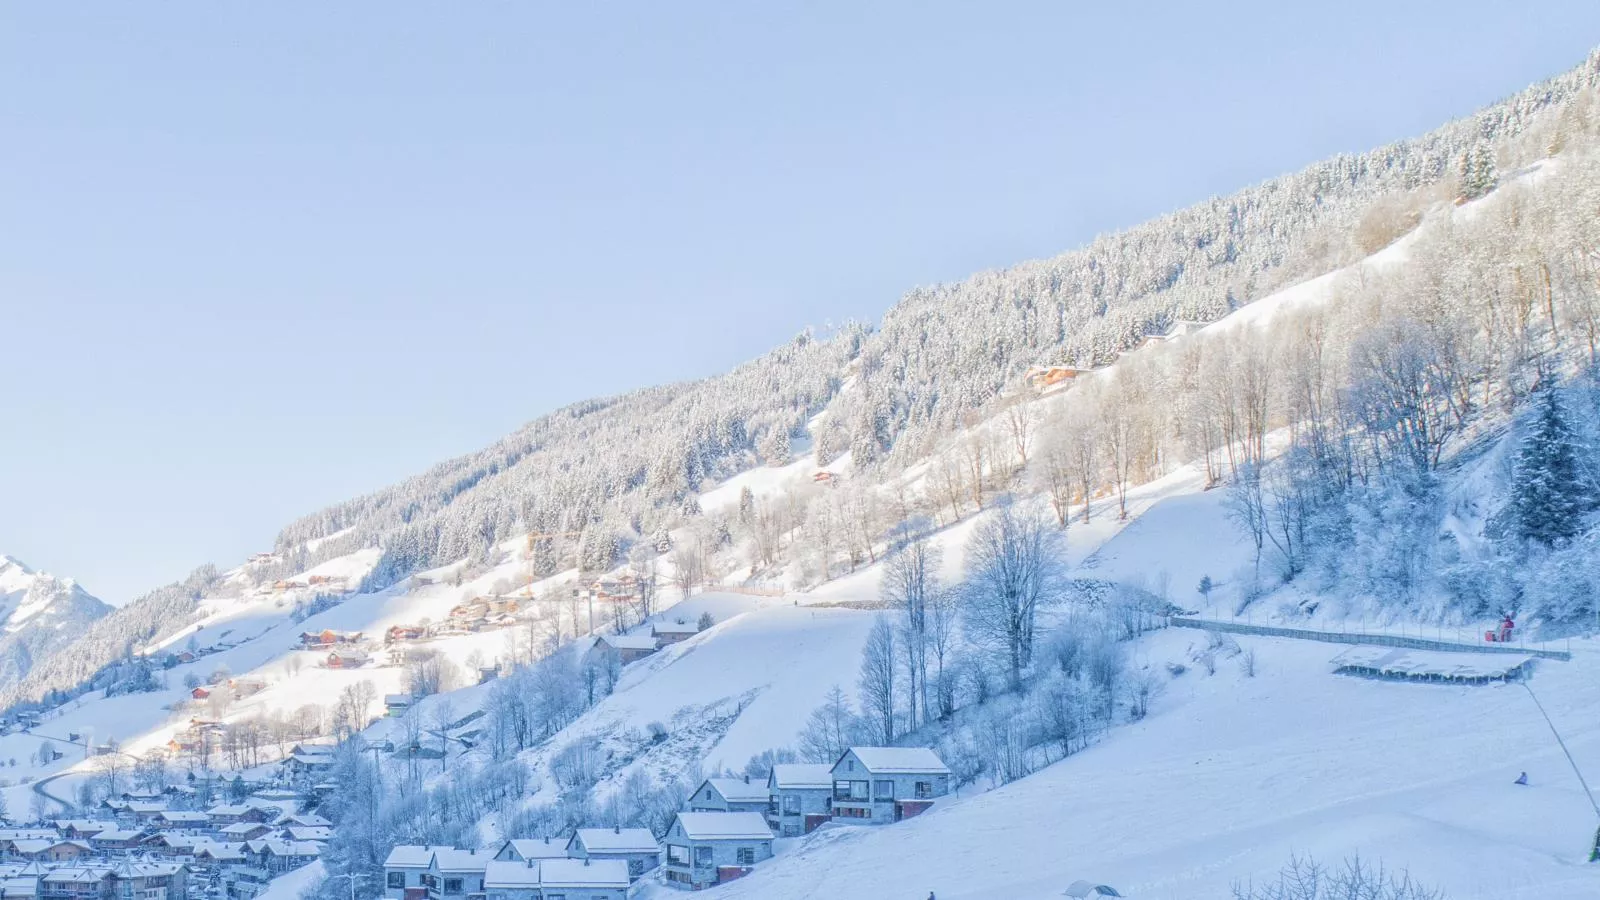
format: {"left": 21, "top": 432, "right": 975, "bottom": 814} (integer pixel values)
{"left": 4, "top": 3, "right": 1599, "bottom": 603}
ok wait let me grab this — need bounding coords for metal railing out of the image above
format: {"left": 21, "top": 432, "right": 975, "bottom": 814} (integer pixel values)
{"left": 1167, "top": 617, "right": 1572, "bottom": 661}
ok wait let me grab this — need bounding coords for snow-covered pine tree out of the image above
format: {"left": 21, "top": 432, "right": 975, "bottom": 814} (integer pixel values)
{"left": 1510, "top": 385, "right": 1592, "bottom": 546}
{"left": 1459, "top": 143, "right": 1498, "bottom": 200}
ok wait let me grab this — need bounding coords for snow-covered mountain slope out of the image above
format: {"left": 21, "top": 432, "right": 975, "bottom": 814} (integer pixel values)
{"left": 0, "top": 556, "right": 110, "bottom": 689}
{"left": 704, "top": 627, "right": 1600, "bottom": 900}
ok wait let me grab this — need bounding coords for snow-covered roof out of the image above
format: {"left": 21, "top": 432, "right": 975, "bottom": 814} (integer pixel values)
{"left": 841, "top": 746, "right": 950, "bottom": 775}
{"left": 286, "top": 826, "right": 333, "bottom": 841}
{"left": 258, "top": 840, "right": 321, "bottom": 857}
{"left": 0, "top": 878, "right": 37, "bottom": 896}
{"left": 207, "top": 805, "right": 253, "bottom": 817}
{"left": 1329, "top": 646, "right": 1533, "bottom": 680}
{"left": 705, "top": 777, "right": 772, "bottom": 803}
{"left": 281, "top": 813, "right": 330, "bottom": 827}
{"left": 572, "top": 827, "right": 657, "bottom": 854}
{"left": 52, "top": 820, "right": 114, "bottom": 834}
{"left": 221, "top": 823, "right": 270, "bottom": 835}
{"left": 90, "top": 830, "right": 146, "bottom": 843}
{"left": 673, "top": 812, "right": 773, "bottom": 841}
{"left": 651, "top": 622, "right": 700, "bottom": 634}
{"left": 194, "top": 843, "right": 246, "bottom": 861}
{"left": 431, "top": 848, "right": 489, "bottom": 873}
{"left": 537, "top": 858, "right": 629, "bottom": 889}
{"left": 501, "top": 838, "right": 568, "bottom": 860}
{"left": 41, "top": 869, "right": 112, "bottom": 884}
{"left": 384, "top": 845, "right": 449, "bottom": 868}
{"left": 598, "top": 634, "right": 658, "bottom": 652}
{"left": 770, "top": 763, "right": 833, "bottom": 790}
{"left": 158, "top": 811, "right": 210, "bottom": 823}
{"left": 482, "top": 860, "right": 541, "bottom": 889}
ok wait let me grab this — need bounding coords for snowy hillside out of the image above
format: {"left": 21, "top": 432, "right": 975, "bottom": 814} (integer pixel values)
{"left": 0, "top": 556, "right": 110, "bottom": 690}
{"left": 705, "top": 627, "right": 1600, "bottom": 900}
{"left": 12, "top": 41, "right": 1600, "bottom": 900}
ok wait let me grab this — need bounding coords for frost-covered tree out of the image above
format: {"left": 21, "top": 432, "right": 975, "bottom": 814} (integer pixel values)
{"left": 881, "top": 536, "right": 940, "bottom": 728}
{"left": 1510, "top": 384, "right": 1592, "bottom": 546}
{"left": 856, "top": 617, "right": 897, "bottom": 744}
{"left": 960, "top": 502, "right": 1069, "bottom": 691}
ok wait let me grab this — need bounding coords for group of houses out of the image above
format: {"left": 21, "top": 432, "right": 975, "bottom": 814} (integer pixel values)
{"left": 384, "top": 745, "right": 952, "bottom": 894}
{"left": 295, "top": 630, "right": 373, "bottom": 669}
{"left": 0, "top": 797, "right": 330, "bottom": 900}
{"left": 582, "top": 620, "right": 704, "bottom": 670}
{"left": 382, "top": 595, "right": 532, "bottom": 650}
{"left": 0, "top": 857, "right": 188, "bottom": 900}
{"left": 187, "top": 677, "right": 267, "bottom": 705}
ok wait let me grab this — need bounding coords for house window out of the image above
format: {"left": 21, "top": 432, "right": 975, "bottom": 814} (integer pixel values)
{"left": 694, "top": 845, "right": 713, "bottom": 865}
{"left": 387, "top": 873, "right": 406, "bottom": 889}
{"left": 666, "top": 844, "right": 689, "bottom": 866}
{"left": 736, "top": 847, "right": 755, "bottom": 866}
{"left": 545, "top": 895, "right": 564, "bottom": 900}
{"left": 443, "top": 879, "right": 462, "bottom": 894}
{"left": 628, "top": 858, "right": 645, "bottom": 876}
{"left": 915, "top": 781, "right": 933, "bottom": 799}
{"left": 874, "top": 780, "right": 894, "bottom": 800}
{"left": 782, "top": 795, "right": 800, "bottom": 814}
{"left": 834, "top": 780, "right": 869, "bottom": 800}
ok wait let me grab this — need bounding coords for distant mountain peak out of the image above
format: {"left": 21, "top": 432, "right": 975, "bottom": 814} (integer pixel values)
{"left": 0, "top": 555, "right": 111, "bottom": 688}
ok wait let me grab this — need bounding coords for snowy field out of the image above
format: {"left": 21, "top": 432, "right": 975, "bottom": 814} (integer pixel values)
{"left": 694, "top": 627, "right": 1600, "bottom": 900}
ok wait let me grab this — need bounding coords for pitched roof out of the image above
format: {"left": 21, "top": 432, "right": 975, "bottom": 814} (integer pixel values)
{"left": 383, "top": 845, "right": 450, "bottom": 868}
{"left": 537, "top": 859, "right": 629, "bottom": 890}
{"left": 206, "top": 805, "right": 253, "bottom": 817}
{"left": 502, "top": 838, "right": 568, "bottom": 861}
{"left": 90, "top": 830, "right": 147, "bottom": 843}
{"left": 482, "top": 860, "right": 541, "bottom": 889}
{"left": 841, "top": 746, "right": 951, "bottom": 775}
{"left": 597, "top": 634, "right": 657, "bottom": 652}
{"left": 259, "top": 840, "right": 321, "bottom": 857}
{"left": 431, "top": 848, "right": 489, "bottom": 873}
{"left": 572, "top": 827, "right": 657, "bottom": 854}
{"left": 770, "top": 763, "right": 833, "bottom": 790}
{"left": 673, "top": 812, "right": 773, "bottom": 841}
{"left": 158, "top": 811, "right": 210, "bottom": 823}
{"left": 704, "top": 777, "right": 772, "bottom": 803}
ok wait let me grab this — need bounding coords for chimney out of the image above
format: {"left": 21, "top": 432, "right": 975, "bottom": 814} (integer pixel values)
{"left": 583, "top": 858, "right": 590, "bottom": 867}
{"left": 743, "top": 774, "right": 750, "bottom": 784}
{"left": 612, "top": 825, "right": 619, "bottom": 834}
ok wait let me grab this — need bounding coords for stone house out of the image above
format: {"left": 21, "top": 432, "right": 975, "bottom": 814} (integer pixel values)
{"left": 660, "top": 812, "right": 772, "bottom": 891}
{"left": 766, "top": 764, "right": 833, "bottom": 836}
{"left": 829, "top": 747, "right": 951, "bottom": 825}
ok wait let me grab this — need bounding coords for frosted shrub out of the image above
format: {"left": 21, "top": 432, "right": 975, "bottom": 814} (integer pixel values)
{"left": 549, "top": 740, "right": 604, "bottom": 793}
{"left": 1232, "top": 853, "right": 1442, "bottom": 900}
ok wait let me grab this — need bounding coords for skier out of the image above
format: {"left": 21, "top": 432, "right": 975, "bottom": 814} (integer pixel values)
{"left": 1515, "top": 771, "right": 1529, "bottom": 785}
